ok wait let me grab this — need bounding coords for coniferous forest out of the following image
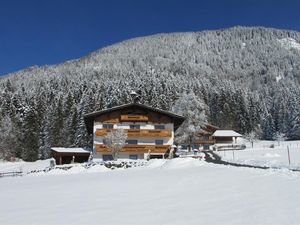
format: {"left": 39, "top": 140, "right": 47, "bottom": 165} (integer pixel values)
{"left": 0, "top": 26, "right": 300, "bottom": 161}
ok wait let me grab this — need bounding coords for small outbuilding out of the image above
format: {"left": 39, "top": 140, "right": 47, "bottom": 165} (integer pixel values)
{"left": 51, "top": 147, "right": 91, "bottom": 165}
{"left": 212, "top": 130, "right": 243, "bottom": 144}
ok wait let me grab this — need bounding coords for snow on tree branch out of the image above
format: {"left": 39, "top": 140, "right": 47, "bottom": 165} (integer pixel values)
{"left": 103, "top": 129, "right": 127, "bottom": 160}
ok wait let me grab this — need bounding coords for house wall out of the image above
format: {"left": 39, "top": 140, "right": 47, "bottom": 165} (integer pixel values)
{"left": 92, "top": 110, "right": 175, "bottom": 160}
{"left": 214, "top": 136, "right": 233, "bottom": 143}
{"left": 93, "top": 122, "right": 174, "bottom": 145}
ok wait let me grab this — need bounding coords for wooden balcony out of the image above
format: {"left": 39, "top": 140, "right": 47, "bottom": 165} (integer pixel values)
{"left": 120, "top": 115, "right": 148, "bottom": 122}
{"left": 193, "top": 135, "right": 216, "bottom": 145}
{"left": 96, "top": 128, "right": 114, "bottom": 136}
{"left": 96, "top": 128, "right": 172, "bottom": 137}
{"left": 193, "top": 140, "right": 216, "bottom": 145}
{"left": 126, "top": 129, "right": 172, "bottom": 137}
{"left": 95, "top": 144, "right": 171, "bottom": 154}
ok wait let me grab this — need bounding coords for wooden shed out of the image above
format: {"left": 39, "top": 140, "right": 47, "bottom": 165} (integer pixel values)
{"left": 212, "top": 130, "right": 243, "bottom": 144}
{"left": 51, "top": 147, "right": 91, "bottom": 165}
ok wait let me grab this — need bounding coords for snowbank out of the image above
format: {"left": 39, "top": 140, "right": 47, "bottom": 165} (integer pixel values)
{"left": 1, "top": 157, "right": 300, "bottom": 225}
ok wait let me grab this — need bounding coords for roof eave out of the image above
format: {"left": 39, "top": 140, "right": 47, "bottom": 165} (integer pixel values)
{"left": 84, "top": 103, "right": 185, "bottom": 134}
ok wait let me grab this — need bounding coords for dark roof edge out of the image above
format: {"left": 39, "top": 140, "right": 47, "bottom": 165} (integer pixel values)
{"left": 84, "top": 103, "right": 185, "bottom": 120}
{"left": 203, "top": 123, "right": 219, "bottom": 129}
{"left": 84, "top": 103, "right": 185, "bottom": 134}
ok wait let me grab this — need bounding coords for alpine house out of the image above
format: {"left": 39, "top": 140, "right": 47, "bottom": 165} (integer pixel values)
{"left": 84, "top": 102, "right": 185, "bottom": 160}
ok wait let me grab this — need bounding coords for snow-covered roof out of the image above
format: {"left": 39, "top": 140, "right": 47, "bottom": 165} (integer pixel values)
{"left": 51, "top": 147, "right": 91, "bottom": 154}
{"left": 212, "top": 130, "right": 242, "bottom": 137}
{"left": 84, "top": 102, "right": 185, "bottom": 134}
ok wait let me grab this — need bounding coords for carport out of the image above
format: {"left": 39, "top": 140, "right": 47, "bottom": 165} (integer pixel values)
{"left": 51, "top": 147, "right": 91, "bottom": 165}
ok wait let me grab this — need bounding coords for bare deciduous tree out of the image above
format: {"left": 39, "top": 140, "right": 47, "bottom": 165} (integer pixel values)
{"left": 104, "top": 129, "right": 127, "bottom": 160}
{"left": 245, "top": 127, "right": 261, "bottom": 148}
{"left": 274, "top": 132, "right": 286, "bottom": 146}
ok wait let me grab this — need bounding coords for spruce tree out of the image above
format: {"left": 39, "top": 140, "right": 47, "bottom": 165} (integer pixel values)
{"left": 21, "top": 104, "right": 39, "bottom": 161}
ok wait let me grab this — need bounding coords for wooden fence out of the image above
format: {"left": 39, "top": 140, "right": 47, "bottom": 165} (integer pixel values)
{"left": 0, "top": 171, "right": 23, "bottom": 178}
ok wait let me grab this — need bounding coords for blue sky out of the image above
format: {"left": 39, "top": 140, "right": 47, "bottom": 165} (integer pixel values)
{"left": 1, "top": 0, "right": 300, "bottom": 75}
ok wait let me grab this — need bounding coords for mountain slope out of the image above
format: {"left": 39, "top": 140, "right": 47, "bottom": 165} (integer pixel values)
{"left": 0, "top": 26, "right": 299, "bottom": 160}
{"left": 6, "top": 26, "right": 300, "bottom": 85}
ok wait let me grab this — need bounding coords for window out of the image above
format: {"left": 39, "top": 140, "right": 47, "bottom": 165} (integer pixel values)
{"left": 155, "top": 140, "right": 163, "bottom": 145}
{"left": 103, "top": 139, "right": 107, "bottom": 145}
{"left": 154, "top": 125, "right": 165, "bottom": 129}
{"left": 130, "top": 124, "right": 140, "bottom": 130}
{"left": 203, "top": 144, "right": 210, "bottom": 150}
{"left": 103, "top": 124, "right": 114, "bottom": 129}
{"left": 192, "top": 144, "right": 200, "bottom": 150}
{"left": 203, "top": 135, "right": 209, "bottom": 140}
{"left": 126, "top": 140, "right": 138, "bottom": 145}
{"left": 129, "top": 155, "right": 138, "bottom": 160}
{"left": 102, "top": 155, "right": 113, "bottom": 161}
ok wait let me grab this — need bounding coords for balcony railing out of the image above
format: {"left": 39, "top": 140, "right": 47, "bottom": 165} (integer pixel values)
{"left": 193, "top": 140, "right": 216, "bottom": 144}
{"left": 96, "top": 128, "right": 172, "bottom": 137}
{"left": 95, "top": 144, "right": 171, "bottom": 153}
{"left": 120, "top": 115, "right": 148, "bottom": 122}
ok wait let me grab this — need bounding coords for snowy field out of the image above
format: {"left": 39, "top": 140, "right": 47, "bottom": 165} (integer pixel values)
{"left": 1, "top": 155, "right": 300, "bottom": 225}
{"left": 0, "top": 159, "right": 52, "bottom": 174}
{"left": 218, "top": 140, "right": 300, "bottom": 170}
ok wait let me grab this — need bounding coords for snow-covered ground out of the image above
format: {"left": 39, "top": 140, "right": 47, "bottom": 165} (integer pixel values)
{"left": 1, "top": 155, "right": 300, "bottom": 225}
{"left": 218, "top": 140, "right": 300, "bottom": 170}
{"left": 0, "top": 159, "right": 52, "bottom": 174}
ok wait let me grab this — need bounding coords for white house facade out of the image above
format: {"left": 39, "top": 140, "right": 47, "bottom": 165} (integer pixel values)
{"left": 84, "top": 103, "right": 185, "bottom": 160}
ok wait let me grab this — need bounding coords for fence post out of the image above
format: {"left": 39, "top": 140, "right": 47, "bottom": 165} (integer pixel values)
{"left": 287, "top": 146, "right": 291, "bottom": 165}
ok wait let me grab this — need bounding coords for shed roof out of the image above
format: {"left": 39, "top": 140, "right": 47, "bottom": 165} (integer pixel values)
{"left": 84, "top": 103, "right": 185, "bottom": 134}
{"left": 212, "top": 130, "right": 243, "bottom": 137}
{"left": 51, "top": 147, "right": 91, "bottom": 154}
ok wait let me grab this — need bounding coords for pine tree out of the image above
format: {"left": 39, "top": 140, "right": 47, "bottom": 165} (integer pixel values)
{"left": 65, "top": 105, "right": 78, "bottom": 147}
{"left": 0, "top": 116, "right": 16, "bottom": 160}
{"left": 234, "top": 91, "right": 251, "bottom": 134}
{"left": 172, "top": 91, "right": 208, "bottom": 151}
{"left": 261, "top": 115, "right": 276, "bottom": 140}
{"left": 21, "top": 104, "right": 39, "bottom": 161}
{"left": 50, "top": 97, "right": 64, "bottom": 147}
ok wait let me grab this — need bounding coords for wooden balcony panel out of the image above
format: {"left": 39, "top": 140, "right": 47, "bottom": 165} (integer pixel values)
{"left": 95, "top": 128, "right": 114, "bottom": 136}
{"left": 126, "top": 129, "right": 172, "bottom": 137}
{"left": 95, "top": 113, "right": 119, "bottom": 123}
{"left": 120, "top": 115, "right": 148, "bottom": 122}
{"left": 124, "top": 144, "right": 170, "bottom": 153}
{"left": 95, "top": 144, "right": 171, "bottom": 154}
{"left": 193, "top": 140, "right": 216, "bottom": 144}
{"left": 96, "top": 129, "right": 172, "bottom": 137}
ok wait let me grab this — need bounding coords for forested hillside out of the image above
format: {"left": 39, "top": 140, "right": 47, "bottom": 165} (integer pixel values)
{"left": 0, "top": 26, "right": 300, "bottom": 161}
